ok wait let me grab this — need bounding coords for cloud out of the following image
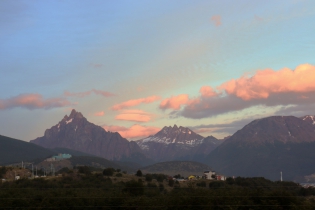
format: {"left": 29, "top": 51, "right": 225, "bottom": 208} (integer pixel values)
{"left": 190, "top": 117, "right": 258, "bottom": 135}
{"left": 220, "top": 63, "right": 315, "bottom": 100}
{"left": 274, "top": 104, "right": 315, "bottom": 117}
{"left": 0, "top": 94, "right": 71, "bottom": 110}
{"left": 211, "top": 15, "right": 221, "bottom": 26}
{"left": 115, "top": 109, "right": 154, "bottom": 122}
{"left": 94, "top": 111, "right": 104, "bottom": 116}
{"left": 103, "top": 124, "right": 160, "bottom": 140}
{"left": 64, "top": 89, "right": 115, "bottom": 98}
{"left": 168, "top": 63, "right": 315, "bottom": 119}
{"left": 159, "top": 94, "right": 190, "bottom": 110}
{"left": 111, "top": 95, "right": 161, "bottom": 110}
{"left": 199, "top": 86, "right": 218, "bottom": 98}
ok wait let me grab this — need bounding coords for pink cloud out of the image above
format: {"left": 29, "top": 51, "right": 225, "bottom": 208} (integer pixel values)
{"left": 211, "top": 15, "right": 221, "bottom": 26}
{"left": 175, "top": 63, "right": 315, "bottom": 119}
{"left": 199, "top": 86, "right": 218, "bottom": 98}
{"left": 64, "top": 89, "right": 114, "bottom": 98}
{"left": 115, "top": 109, "right": 154, "bottom": 122}
{"left": 111, "top": 95, "right": 161, "bottom": 110}
{"left": 220, "top": 63, "right": 315, "bottom": 100}
{"left": 0, "top": 94, "right": 71, "bottom": 110}
{"left": 159, "top": 94, "right": 190, "bottom": 110}
{"left": 103, "top": 124, "right": 160, "bottom": 140}
{"left": 94, "top": 111, "right": 105, "bottom": 116}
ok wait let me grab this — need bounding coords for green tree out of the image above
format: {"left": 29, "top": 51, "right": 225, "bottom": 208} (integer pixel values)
{"left": 136, "top": 169, "right": 142, "bottom": 177}
{"left": 168, "top": 179, "right": 174, "bottom": 187}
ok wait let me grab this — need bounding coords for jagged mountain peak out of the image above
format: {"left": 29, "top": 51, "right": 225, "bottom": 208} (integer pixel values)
{"left": 137, "top": 125, "right": 205, "bottom": 149}
{"left": 156, "top": 125, "right": 198, "bottom": 137}
{"left": 30, "top": 109, "right": 142, "bottom": 160}
{"left": 69, "top": 109, "right": 84, "bottom": 119}
{"left": 301, "top": 115, "right": 315, "bottom": 125}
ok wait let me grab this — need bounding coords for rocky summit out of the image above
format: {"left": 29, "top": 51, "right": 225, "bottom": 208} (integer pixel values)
{"left": 136, "top": 125, "right": 223, "bottom": 162}
{"left": 30, "top": 109, "right": 142, "bottom": 161}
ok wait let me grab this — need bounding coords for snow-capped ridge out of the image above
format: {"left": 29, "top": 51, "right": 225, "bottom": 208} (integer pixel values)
{"left": 136, "top": 125, "right": 205, "bottom": 149}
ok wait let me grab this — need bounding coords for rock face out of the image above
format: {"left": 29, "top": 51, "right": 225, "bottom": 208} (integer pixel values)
{"left": 207, "top": 116, "right": 315, "bottom": 181}
{"left": 136, "top": 125, "right": 223, "bottom": 162}
{"left": 30, "top": 109, "right": 143, "bottom": 161}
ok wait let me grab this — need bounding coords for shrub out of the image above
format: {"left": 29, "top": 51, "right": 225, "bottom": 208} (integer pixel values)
{"left": 103, "top": 168, "right": 115, "bottom": 176}
{"left": 145, "top": 174, "right": 153, "bottom": 182}
{"left": 115, "top": 173, "right": 122, "bottom": 177}
{"left": 196, "top": 181, "right": 206, "bottom": 187}
{"left": 78, "top": 166, "right": 91, "bottom": 175}
{"left": 123, "top": 180, "right": 144, "bottom": 196}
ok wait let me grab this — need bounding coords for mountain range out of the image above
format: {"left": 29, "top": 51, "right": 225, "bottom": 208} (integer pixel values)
{"left": 30, "top": 109, "right": 150, "bottom": 164}
{"left": 3, "top": 109, "right": 315, "bottom": 181}
{"left": 30, "top": 109, "right": 222, "bottom": 164}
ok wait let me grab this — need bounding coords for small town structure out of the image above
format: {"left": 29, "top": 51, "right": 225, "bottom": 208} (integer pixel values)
{"left": 203, "top": 170, "right": 226, "bottom": 181}
{"left": 204, "top": 170, "right": 216, "bottom": 180}
{"left": 45, "top": 153, "right": 72, "bottom": 161}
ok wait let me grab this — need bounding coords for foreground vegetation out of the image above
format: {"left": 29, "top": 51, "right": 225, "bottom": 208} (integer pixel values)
{"left": 1, "top": 167, "right": 315, "bottom": 209}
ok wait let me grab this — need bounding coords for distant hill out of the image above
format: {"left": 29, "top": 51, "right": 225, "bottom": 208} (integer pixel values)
{"left": 36, "top": 155, "right": 139, "bottom": 173}
{"left": 207, "top": 116, "right": 315, "bottom": 181}
{"left": 0, "top": 135, "right": 54, "bottom": 165}
{"left": 140, "top": 161, "right": 211, "bottom": 177}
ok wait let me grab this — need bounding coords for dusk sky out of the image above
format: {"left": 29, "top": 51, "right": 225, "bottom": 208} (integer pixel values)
{"left": 1, "top": 0, "right": 315, "bottom": 141}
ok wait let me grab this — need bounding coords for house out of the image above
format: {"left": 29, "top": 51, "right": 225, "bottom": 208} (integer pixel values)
{"left": 216, "top": 175, "right": 226, "bottom": 181}
{"left": 45, "top": 153, "right": 72, "bottom": 162}
{"left": 204, "top": 171, "right": 216, "bottom": 180}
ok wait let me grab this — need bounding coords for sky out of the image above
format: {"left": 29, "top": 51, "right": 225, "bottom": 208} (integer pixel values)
{"left": 1, "top": 0, "right": 315, "bottom": 141}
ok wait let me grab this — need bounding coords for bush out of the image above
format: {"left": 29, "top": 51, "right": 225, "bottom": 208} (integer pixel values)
{"left": 115, "top": 173, "right": 122, "bottom": 177}
{"left": 103, "top": 168, "right": 115, "bottom": 176}
{"left": 0, "top": 167, "right": 7, "bottom": 178}
{"left": 145, "top": 174, "right": 153, "bottom": 182}
{"left": 123, "top": 180, "right": 144, "bottom": 196}
{"left": 196, "top": 181, "right": 206, "bottom": 187}
{"left": 78, "top": 166, "right": 91, "bottom": 175}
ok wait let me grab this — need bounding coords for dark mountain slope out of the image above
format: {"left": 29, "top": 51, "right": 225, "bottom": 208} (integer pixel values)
{"left": 0, "top": 135, "right": 53, "bottom": 165}
{"left": 207, "top": 116, "right": 315, "bottom": 181}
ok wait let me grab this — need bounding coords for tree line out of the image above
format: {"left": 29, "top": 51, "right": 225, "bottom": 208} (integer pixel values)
{"left": 1, "top": 166, "right": 315, "bottom": 209}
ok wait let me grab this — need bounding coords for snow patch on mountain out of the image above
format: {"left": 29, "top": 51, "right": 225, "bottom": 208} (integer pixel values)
{"left": 136, "top": 125, "right": 205, "bottom": 150}
{"left": 66, "top": 118, "right": 73, "bottom": 124}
